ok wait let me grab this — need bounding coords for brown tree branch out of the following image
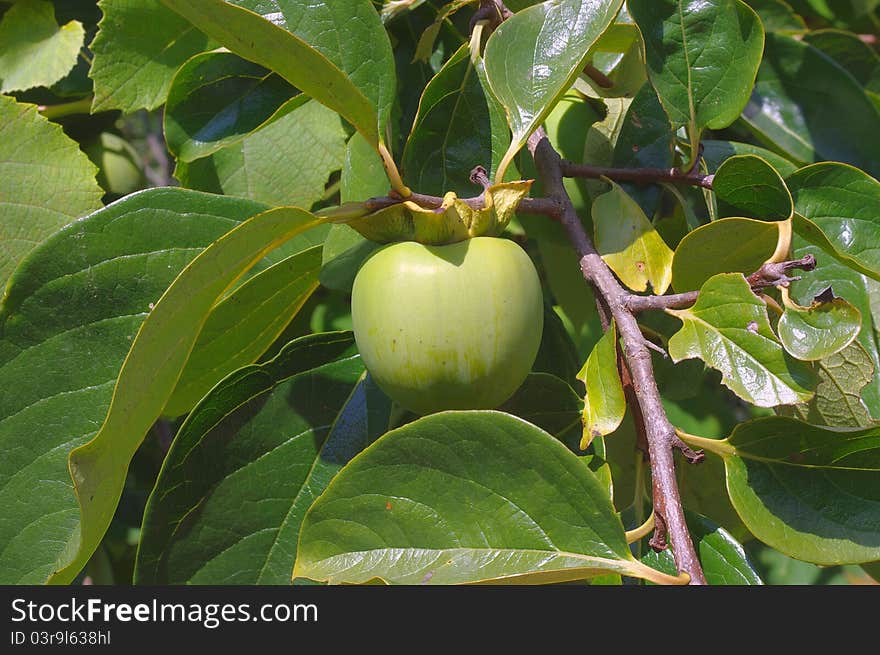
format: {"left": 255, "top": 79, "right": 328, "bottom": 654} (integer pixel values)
{"left": 527, "top": 129, "right": 708, "bottom": 585}
{"left": 561, "top": 161, "right": 714, "bottom": 189}
{"left": 626, "top": 255, "right": 818, "bottom": 313}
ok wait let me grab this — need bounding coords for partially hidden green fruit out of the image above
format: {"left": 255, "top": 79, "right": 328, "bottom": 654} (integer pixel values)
{"left": 351, "top": 236, "right": 544, "bottom": 415}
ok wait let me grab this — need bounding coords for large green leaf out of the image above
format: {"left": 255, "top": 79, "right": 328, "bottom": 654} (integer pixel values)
{"left": 164, "top": 50, "right": 302, "bottom": 162}
{"left": 90, "top": 0, "right": 211, "bottom": 113}
{"left": 593, "top": 181, "right": 674, "bottom": 294}
{"left": 701, "top": 417, "right": 880, "bottom": 565}
{"left": 668, "top": 273, "right": 816, "bottom": 406}
{"left": 294, "top": 411, "right": 686, "bottom": 585}
{"left": 0, "top": 0, "right": 85, "bottom": 93}
{"left": 59, "top": 205, "right": 327, "bottom": 583}
{"left": 163, "top": 246, "right": 322, "bottom": 417}
{"left": 0, "top": 96, "right": 102, "bottom": 291}
{"left": 483, "top": 0, "right": 623, "bottom": 181}
{"left": 175, "top": 100, "right": 347, "bottom": 209}
{"left": 160, "top": 0, "right": 395, "bottom": 148}
{"left": 642, "top": 512, "right": 763, "bottom": 584}
{"left": 135, "top": 333, "right": 387, "bottom": 583}
{"left": 402, "top": 45, "right": 510, "bottom": 196}
{"left": 742, "top": 33, "right": 880, "bottom": 176}
{"left": 787, "top": 163, "right": 880, "bottom": 281}
{"left": 577, "top": 322, "right": 625, "bottom": 449}
{"left": 0, "top": 188, "right": 267, "bottom": 584}
{"left": 777, "top": 340, "right": 876, "bottom": 427}
{"left": 628, "top": 0, "right": 764, "bottom": 132}
{"left": 712, "top": 155, "right": 793, "bottom": 221}
{"left": 803, "top": 29, "right": 880, "bottom": 101}
{"left": 671, "top": 217, "right": 778, "bottom": 292}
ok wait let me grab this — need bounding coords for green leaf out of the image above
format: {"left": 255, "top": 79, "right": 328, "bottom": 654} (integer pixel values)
{"left": 90, "top": 0, "right": 211, "bottom": 113}
{"left": 318, "top": 134, "right": 387, "bottom": 293}
{"left": 520, "top": 217, "right": 597, "bottom": 338}
{"left": 803, "top": 29, "right": 880, "bottom": 98}
{"left": 702, "top": 139, "right": 798, "bottom": 177}
{"left": 577, "top": 322, "right": 625, "bottom": 449}
{"left": 628, "top": 0, "right": 764, "bottom": 131}
{"left": 483, "top": 0, "right": 624, "bottom": 180}
{"left": 610, "top": 82, "right": 675, "bottom": 216}
{"left": 787, "top": 163, "right": 880, "bottom": 281}
{"left": 58, "top": 206, "right": 328, "bottom": 583}
{"left": 778, "top": 340, "right": 876, "bottom": 427}
{"left": 521, "top": 88, "right": 600, "bottom": 214}
{"left": 402, "top": 45, "right": 510, "bottom": 196}
{"left": 319, "top": 226, "right": 379, "bottom": 294}
{"left": 713, "top": 417, "right": 880, "bottom": 565}
{"left": 745, "top": 0, "right": 807, "bottom": 33}
{"left": 175, "top": 100, "right": 347, "bottom": 208}
{"left": 294, "top": 411, "right": 686, "bottom": 585}
{"left": 0, "top": 96, "right": 102, "bottom": 291}
{"left": 160, "top": 0, "right": 396, "bottom": 148}
{"left": 712, "top": 155, "right": 793, "bottom": 221}
{"left": 497, "top": 373, "right": 582, "bottom": 442}
{"left": 581, "top": 95, "right": 633, "bottom": 201}
{"left": 671, "top": 217, "right": 778, "bottom": 293}
{"left": 341, "top": 133, "right": 389, "bottom": 204}
{"left": 593, "top": 181, "right": 674, "bottom": 294}
{"left": 777, "top": 292, "right": 861, "bottom": 361}
{"left": 642, "top": 512, "right": 763, "bottom": 584}
{"left": 135, "top": 333, "right": 388, "bottom": 583}
{"left": 164, "top": 50, "right": 302, "bottom": 162}
{"left": 584, "top": 22, "right": 646, "bottom": 100}
{"left": 0, "top": 188, "right": 268, "bottom": 584}
{"left": 0, "top": 0, "right": 85, "bottom": 93}
{"left": 742, "top": 33, "right": 880, "bottom": 176}
{"left": 789, "top": 241, "right": 880, "bottom": 418}
{"left": 668, "top": 273, "right": 816, "bottom": 406}
{"left": 163, "top": 246, "right": 322, "bottom": 417}
{"left": 412, "top": 0, "right": 476, "bottom": 62}
{"left": 532, "top": 305, "right": 583, "bottom": 388}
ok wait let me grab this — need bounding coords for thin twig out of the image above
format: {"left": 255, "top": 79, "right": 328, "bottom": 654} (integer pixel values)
{"left": 561, "top": 161, "right": 714, "bottom": 189}
{"left": 583, "top": 64, "right": 614, "bottom": 89}
{"left": 626, "top": 254, "right": 818, "bottom": 313}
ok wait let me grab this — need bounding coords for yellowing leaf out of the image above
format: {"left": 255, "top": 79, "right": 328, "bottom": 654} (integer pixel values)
{"left": 577, "top": 322, "right": 625, "bottom": 449}
{"left": 593, "top": 181, "right": 673, "bottom": 293}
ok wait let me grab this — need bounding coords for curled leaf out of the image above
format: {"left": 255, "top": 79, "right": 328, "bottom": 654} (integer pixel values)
{"left": 778, "top": 288, "right": 862, "bottom": 361}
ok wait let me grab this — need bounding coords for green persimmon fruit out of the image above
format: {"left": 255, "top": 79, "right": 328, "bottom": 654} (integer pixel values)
{"left": 351, "top": 236, "right": 544, "bottom": 415}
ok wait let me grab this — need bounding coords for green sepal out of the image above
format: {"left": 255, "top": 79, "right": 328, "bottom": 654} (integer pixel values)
{"left": 344, "top": 180, "right": 533, "bottom": 245}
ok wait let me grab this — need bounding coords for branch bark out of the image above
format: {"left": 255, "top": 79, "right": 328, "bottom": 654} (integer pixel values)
{"left": 561, "top": 161, "right": 714, "bottom": 189}
{"left": 527, "top": 130, "right": 708, "bottom": 585}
